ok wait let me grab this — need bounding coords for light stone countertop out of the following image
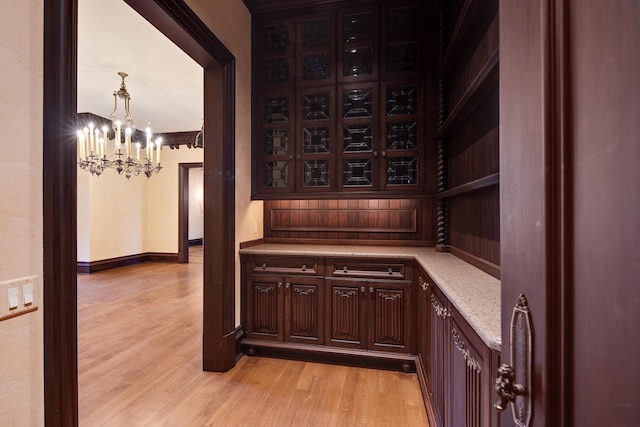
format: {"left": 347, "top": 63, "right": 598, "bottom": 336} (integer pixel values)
{"left": 239, "top": 243, "right": 501, "bottom": 351}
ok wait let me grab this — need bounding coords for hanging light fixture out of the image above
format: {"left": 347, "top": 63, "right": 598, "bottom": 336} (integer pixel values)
{"left": 77, "top": 72, "right": 163, "bottom": 179}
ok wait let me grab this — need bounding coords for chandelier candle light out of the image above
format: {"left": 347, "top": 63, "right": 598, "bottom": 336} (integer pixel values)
{"left": 77, "top": 72, "right": 162, "bottom": 179}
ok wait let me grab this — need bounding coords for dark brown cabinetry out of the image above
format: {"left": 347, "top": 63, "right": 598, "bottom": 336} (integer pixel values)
{"left": 325, "top": 279, "right": 411, "bottom": 353}
{"left": 244, "top": 256, "right": 324, "bottom": 344}
{"left": 241, "top": 254, "right": 415, "bottom": 370}
{"left": 428, "top": 278, "right": 449, "bottom": 426}
{"left": 324, "top": 257, "right": 413, "bottom": 353}
{"left": 447, "top": 306, "right": 498, "bottom": 427}
{"left": 246, "top": 274, "right": 325, "bottom": 344}
{"left": 252, "top": 1, "right": 427, "bottom": 198}
{"left": 415, "top": 267, "right": 500, "bottom": 427}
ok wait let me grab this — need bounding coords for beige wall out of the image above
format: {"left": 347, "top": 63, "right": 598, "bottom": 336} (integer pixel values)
{"left": 0, "top": 1, "right": 44, "bottom": 425}
{"left": 144, "top": 147, "right": 205, "bottom": 252}
{"left": 0, "top": 0, "right": 255, "bottom": 423}
{"left": 77, "top": 146, "right": 206, "bottom": 261}
{"left": 77, "top": 168, "right": 147, "bottom": 261}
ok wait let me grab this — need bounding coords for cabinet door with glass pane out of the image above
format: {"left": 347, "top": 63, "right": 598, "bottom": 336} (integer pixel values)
{"left": 295, "top": 86, "right": 335, "bottom": 193}
{"left": 259, "top": 90, "right": 295, "bottom": 195}
{"left": 381, "top": 82, "right": 422, "bottom": 192}
{"left": 338, "top": 83, "right": 380, "bottom": 192}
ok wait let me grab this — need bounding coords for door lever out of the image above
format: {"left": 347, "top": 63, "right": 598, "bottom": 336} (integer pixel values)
{"left": 495, "top": 364, "right": 526, "bottom": 411}
{"left": 494, "top": 294, "right": 532, "bottom": 426}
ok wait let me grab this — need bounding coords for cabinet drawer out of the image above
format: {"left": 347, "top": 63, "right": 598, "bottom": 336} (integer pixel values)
{"left": 327, "top": 258, "right": 409, "bottom": 280}
{"left": 248, "top": 256, "right": 322, "bottom": 275}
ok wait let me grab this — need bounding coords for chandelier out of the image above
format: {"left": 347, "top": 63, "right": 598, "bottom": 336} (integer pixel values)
{"left": 77, "top": 72, "right": 162, "bottom": 179}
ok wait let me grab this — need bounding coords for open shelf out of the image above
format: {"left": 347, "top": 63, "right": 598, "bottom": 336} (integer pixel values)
{"left": 438, "top": 0, "right": 498, "bottom": 77}
{"left": 437, "top": 48, "right": 498, "bottom": 139}
{"left": 435, "top": 173, "right": 499, "bottom": 199}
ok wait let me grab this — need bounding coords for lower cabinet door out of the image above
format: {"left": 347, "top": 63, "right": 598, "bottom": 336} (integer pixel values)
{"left": 429, "top": 285, "right": 449, "bottom": 426}
{"left": 284, "top": 276, "right": 324, "bottom": 344}
{"left": 448, "top": 313, "right": 488, "bottom": 427}
{"left": 325, "top": 279, "right": 367, "bottom": 349}
{"left": 368, "top": 281, "right": 412, "bottom": 353}
{"left": 246, "top": 274, "right": 284, "bottom": 341}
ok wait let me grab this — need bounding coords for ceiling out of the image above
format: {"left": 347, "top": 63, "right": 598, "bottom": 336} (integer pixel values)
{"left": 77, "top": 0, "right": 204, "bottom": 134}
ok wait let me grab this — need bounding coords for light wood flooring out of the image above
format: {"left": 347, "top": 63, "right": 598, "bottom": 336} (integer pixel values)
{"left": 78, "top": 247, "right": 429, "bottom": 426}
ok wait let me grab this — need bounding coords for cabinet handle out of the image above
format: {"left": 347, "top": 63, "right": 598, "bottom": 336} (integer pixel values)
{"left": 302, "top": 264, "right": 307, "bottom": 271}
{"left": 369, "top": 286, "right": 374, "bottom": 293}
{"left": 361, "top": 286, "right": 365, "bottom": 293}
{"left": 296, "top": 154, "right": 301, "bottom": 159}
{"left": 285, "top": 282, "right": 290, "bottom": 289}
{"left": 262, "top": 263, "right": 267, "bottom": 269}
{"left": 373, "top": 151, "right": 378, "bottom": 157}
{"left": 388, "top": 267, "right": 393, "bottom": 275}
{"left": 343, "top": 266, "right": 348, "bottom": 273}
{"left": 277, "top": 282, "right": 282, "bottom": 288}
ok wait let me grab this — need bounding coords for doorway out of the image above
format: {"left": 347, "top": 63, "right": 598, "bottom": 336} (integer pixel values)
{"left": 179, "top": 162, "right": 204, "bottom": 263}
{"left": 43, "top": 1, "right": 237, "bottom": 424}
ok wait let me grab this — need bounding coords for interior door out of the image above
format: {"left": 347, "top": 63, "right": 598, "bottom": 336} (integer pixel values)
{"left": 500, "top": 1, "right": 640, "bottom": 426}
{"left": 500, "top": 1, "right": 557, "bottom": 423}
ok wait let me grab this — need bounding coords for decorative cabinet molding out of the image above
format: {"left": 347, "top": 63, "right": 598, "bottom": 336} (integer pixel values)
{"left": 252, "top": 0, "right": 427, "bottom": 199}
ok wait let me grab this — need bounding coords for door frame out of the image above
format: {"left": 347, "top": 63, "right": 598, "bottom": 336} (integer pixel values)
{"left": 178, "top": 162, "right": 204, "bottom": 264}
{"left": 43, "top": 1, "right": 237, "bottom": 425}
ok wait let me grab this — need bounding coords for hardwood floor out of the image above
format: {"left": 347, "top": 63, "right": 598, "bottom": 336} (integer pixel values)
{"left": 78, "top": 247, "right": 429, "bottom": 426}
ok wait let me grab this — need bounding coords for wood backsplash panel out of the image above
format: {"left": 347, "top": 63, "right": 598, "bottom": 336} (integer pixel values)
{"left": 265, "top": 199, "right": 434, "bottom": 244}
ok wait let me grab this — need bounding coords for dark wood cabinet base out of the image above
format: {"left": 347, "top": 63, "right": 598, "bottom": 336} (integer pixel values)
{"left": 241, "top": 339, "right": 416, "bottom": 373}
